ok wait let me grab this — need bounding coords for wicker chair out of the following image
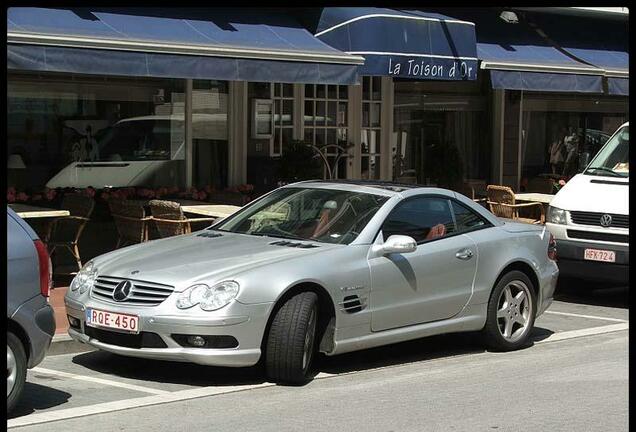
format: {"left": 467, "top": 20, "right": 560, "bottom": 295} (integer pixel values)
{"left": 486, "top": 185, "right": 545, "bottom": 224}
{"left": 47, "top": 194, "right": 95, "bottom": 272}
{"left": 109, "top": 200, "right": 153, "bottom": 248}
{"left": 148, "top": 200, "right": 217, "bottom": 238}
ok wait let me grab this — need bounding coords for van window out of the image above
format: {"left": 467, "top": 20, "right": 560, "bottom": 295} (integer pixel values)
{"left": 585, "top": 126, "right": 629, "bottom": 178}
{"left": 97, "top": 120, "right": 182, "bottom": 162}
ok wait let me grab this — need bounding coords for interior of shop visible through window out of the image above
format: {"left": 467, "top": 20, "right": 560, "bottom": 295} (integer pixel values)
{"left": 392, "top": 79, "right": 490, "bottom": 193}
{"left": 520, "top": 94, "right": 628, "bottom": 193}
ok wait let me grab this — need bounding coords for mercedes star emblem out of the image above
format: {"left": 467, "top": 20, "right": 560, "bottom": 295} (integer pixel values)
{"left": 112, "top": 280, "right": 133, "bottom": 302}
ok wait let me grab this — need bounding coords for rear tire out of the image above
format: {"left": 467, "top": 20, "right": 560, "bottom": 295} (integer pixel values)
{"left": 482, "top": 271, "right": 536, "bottom": 351}
{"left": 7, "top": 331, "right": 27, "bottom": 412}
{"left": 265, "top": 292, "right": 318, "bottom": 385}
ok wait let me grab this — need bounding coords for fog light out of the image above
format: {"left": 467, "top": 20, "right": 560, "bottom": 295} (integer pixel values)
{"left": 68, "top": 315, "right": 80, "bottom": 328}
{"left": 187, "top": 335, "right": 207, "bottom": 347}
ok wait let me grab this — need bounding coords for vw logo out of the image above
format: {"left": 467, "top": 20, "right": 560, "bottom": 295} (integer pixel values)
{"left": 112, "top": 280, "right": 133, "bottom": 302}
{"left": 600, "top": 214, "right": 613, "bottom": 228}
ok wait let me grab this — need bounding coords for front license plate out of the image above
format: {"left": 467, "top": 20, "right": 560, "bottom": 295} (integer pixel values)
{"left": 584, "top": 248, "right": 616, "bottom": 263}
{"left": 86, "top": 308, "right": 140, "bottom": 334}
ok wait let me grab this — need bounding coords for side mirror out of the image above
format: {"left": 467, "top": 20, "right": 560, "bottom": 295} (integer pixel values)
{"left": 381, "top": 235, "right": 417, "bottom": 254}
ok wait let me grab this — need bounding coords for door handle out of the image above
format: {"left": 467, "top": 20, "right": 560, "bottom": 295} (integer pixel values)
{"left": 455, "top": 249, "right": 474, "bottom": 260}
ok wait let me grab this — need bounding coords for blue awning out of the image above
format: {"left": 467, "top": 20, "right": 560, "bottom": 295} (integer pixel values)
{"left": 490, "top": 70, "right": 603, "bottom": 93}
{"left": 7, "top": 8, "right": 364, "bottom": 84}
{"left": 527, "top": 12, "right": 628, "bottom": 77}
{"left": 311, "top": 8, "right": 478, "bottom": 81}
{"left": 460, "top": 9, "right": 605, "bottom": 93}
{"left": 608, "top": 77, "right": 629, "bottom": 96}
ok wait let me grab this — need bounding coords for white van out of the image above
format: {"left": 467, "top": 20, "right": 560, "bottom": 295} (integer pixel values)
{"left": 546, "top": 122, "right": 629, "bottom": 285}
{"left": 46, "top": 113, "right": 226, "bottom": 189}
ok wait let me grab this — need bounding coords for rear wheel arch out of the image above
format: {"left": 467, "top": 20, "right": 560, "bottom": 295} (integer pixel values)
{"left": 494, "top": 260, "right": 540, "bottom": 299}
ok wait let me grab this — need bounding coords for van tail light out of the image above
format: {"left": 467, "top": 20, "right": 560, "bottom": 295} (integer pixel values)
{"left": 547, "top": 233, "right": 558, "bottom": 261}
{"left": 34, "top": 240, "right": 52, "bottom": 299}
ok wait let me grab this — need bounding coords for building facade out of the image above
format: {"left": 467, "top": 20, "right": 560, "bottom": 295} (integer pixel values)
{"left": 7, "top": 7, "right": 629, "bottom": 198}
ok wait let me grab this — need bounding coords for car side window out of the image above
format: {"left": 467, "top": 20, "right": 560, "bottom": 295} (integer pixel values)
{"left": 382, "top": 197, "right": 455, "bottom": 243}
{"left": 451, "top": 200, "right": 489, "bottom": 233}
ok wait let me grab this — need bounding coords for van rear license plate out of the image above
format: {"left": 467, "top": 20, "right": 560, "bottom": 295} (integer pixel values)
{"left": 584, "top": 248, "right": 616, "bottom": 263}
{"left": 86, "top": 308, "right": 140, "bottom": 334}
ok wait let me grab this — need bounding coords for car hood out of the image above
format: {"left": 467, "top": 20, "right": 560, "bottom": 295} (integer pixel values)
{"left": 91, "top": 231, "right": 338, "bottom": 290}
{"left": 551, "top": 173, "right": 629, "bottom": 214}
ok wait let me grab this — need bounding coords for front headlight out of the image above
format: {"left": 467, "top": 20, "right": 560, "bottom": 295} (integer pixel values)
{"left": 547, "top": 206, "right": 567, "bottom": 225}
{"left": 70, "top": 261, "right": 98, "bottom": 293}
{"left": 176, "top": 281, "right": 240, "bottom": 311}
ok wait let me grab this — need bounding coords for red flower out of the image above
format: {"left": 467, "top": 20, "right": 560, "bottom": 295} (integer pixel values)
{"left": 558, "top": 179, "right": 566, "bottom": 186}
{"left": 197, "top": 191, "right": 207, "bottom": 201}
{"left": 7, "top": 186, "right": 16, "bottom": 195}
{"left": 17, "top": 192, "right": 29, "bottom": 202}
{"left": 7, "top": 191, "right": 16, "bottom": 203}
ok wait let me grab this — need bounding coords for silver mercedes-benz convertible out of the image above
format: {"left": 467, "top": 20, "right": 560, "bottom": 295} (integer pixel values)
{"left": 65, "top": 181, "right": 559, "bottom": 384}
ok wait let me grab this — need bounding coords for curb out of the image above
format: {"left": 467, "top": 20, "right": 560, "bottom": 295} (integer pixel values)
{"left": 49, "top": 334, "right": 95, "bottom": 356}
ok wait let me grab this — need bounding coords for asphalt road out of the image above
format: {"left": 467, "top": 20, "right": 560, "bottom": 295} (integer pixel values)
{"left": 8, "top": 281, "right": 629, "bottom": 432}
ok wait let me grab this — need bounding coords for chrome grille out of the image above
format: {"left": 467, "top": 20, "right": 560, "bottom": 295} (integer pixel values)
{"left": 90, "top": 276, "right": 175, "bottom": 306}
{"left": 570, "top": 211, "right": 629, "bottom": 229}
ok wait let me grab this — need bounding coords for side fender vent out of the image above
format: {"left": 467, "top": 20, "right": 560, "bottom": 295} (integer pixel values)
{"left": 197, "top": 232, "right": 223, "bottom": 238}
{"left": 339, "top": 295, "right": 366, "bottom": 314}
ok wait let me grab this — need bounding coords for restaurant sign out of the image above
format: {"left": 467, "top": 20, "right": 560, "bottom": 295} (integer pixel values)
{"left": 361, "top": 55, "right": 478, "bottom": 81}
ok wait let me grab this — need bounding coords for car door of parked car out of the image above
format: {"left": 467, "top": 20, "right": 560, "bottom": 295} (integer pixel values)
{"left": 369, "top": 196, "right": 478, "bottom": 332}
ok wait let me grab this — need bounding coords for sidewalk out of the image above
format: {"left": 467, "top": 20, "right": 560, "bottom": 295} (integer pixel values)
{"left": 50, "top": 286, "right": 69, "bottom": 335}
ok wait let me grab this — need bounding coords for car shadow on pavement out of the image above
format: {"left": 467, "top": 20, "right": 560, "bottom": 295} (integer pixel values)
{"left": 555, "top": 279, "right": 628, "bottom": 309}
{"left": 71, "top": 328, "right": 556, "bottom": 386}
{"left": 71, "top": 351, "right": 267, "bottom": 387}
{"left": 8, "top": 382, "right": 72, "bottom": 419}
{"left": 313, "top": 328, "right": 553, "bottom": 377}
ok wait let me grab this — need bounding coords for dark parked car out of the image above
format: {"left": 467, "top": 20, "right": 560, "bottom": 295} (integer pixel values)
{"left": 7, "top": 207, "right": 55, "bottom": 412}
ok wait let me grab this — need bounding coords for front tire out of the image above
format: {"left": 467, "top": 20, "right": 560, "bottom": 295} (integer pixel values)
{"left": 482, "top": 271, "right": 536, "bottom": 351}
{"left": 265, "top": 292, "right": 318, "bottom": 385}
{"left": 7, "top": 331, "right": 27, "bottom": 412}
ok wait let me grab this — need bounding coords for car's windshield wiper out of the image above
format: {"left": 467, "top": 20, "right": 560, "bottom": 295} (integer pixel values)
{"left": 585, "top": 167, "right": 623, "bottom": 177}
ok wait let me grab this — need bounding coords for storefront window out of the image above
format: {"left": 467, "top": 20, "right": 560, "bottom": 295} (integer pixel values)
{"left": 7, "top": 73, "right": 186, "bottom": 190}
{"left": 192, "top": 80, "right": 229, "bottom": 190}
{"left": 247, "top": 82, "right": 301, "bottom": 192}
{"left": 520, "top": 94, "right": 628, "bottom": 187}
{"left": 393, "top": 80, "right": 489, "bottom": 188}
{"left": 304, "top": 84, "right": 349, "bottom": 179}
{"left": 361, "top": 76, "right": 382, "bottom": 180}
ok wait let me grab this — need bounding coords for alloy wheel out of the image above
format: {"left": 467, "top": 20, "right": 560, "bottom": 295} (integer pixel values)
{"left": 496, "top": 280, "right": 533, "bottom": 343}
{"left": 7, "top": 344, "right": 17, "bottom": 397}
{"left": 302, "top": 309, "right": 317, "bottom": 371}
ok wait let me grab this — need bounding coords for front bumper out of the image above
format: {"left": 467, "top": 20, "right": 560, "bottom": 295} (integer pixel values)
{"left": 64, "top": 294, "right": 273, "bottom": 367}
{"left": 556, "top": 239, "right": 629, "bottom": 284}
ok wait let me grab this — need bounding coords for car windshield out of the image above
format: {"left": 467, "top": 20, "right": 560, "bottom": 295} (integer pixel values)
{"left": 214, "top": 187, "right": 389, "bottom": 244}
{"left": 584, "top": 125, "right": 629, "bottom": 178}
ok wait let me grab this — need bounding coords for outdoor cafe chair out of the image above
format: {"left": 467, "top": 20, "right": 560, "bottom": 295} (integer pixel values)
{"left": 46, "top": 193, "right": 95, "bottom": 272}
{"left": 148, "top": 199, "right": 217, "bottom": 238}
{"left": 486, "top": 185, "right": 545, "bottom": 224}
{"left": 109, "top": 199, "right": 153, "bottom": 248}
